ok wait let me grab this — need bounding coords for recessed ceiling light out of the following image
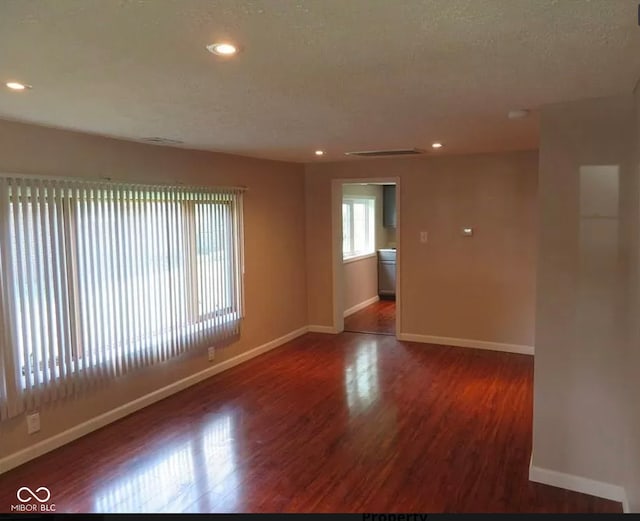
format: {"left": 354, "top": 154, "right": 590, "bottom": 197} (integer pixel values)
{"left": 6, "top": 81, "right": 31, "bottom": 91}
{"left": 315, "top": 150, "right": 325, "bottom": 156}
{"left": 431, "top": 142, "right": 443, "bottom": 149}
{"left": 508, "top": 109, "right": 529, "bottom": 120}
{"left": 206, "top": 42, "right": 238, "bottom": 56}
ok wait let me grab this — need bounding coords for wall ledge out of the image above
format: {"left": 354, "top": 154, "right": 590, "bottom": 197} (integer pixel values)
{"left": 397, "top": 333, "right": 534, "bottom": 356}
{"left": 343, "top": 252, "right": 377, "bottom": 265}
{"left": 0, "top": 325, "right": 310, "bottom": 475}
{"left": 529, "top": 457, "right": 628, "bottom": 512}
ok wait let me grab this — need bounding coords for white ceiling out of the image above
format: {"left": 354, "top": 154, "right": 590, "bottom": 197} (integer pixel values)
{"left": 1, "top": 0, "right": 639, "bottom": 163}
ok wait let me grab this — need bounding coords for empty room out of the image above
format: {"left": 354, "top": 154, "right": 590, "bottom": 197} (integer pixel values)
{"left": 0, "top": 0, "right": 639, "bottom": 515}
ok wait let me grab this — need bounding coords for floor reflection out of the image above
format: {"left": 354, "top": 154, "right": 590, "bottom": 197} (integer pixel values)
{"left": 93, "top": 411, "right": 241, "bottom": 513}
{"left": 344, "top": 341, "right": 398, "bottom": 462}
{"left": 198, "top": 412, "right": 241, "bottom": 511}
{"left": 94, "top": 441, "right": 197, "bottom": 512}
{"left": 344, "top": 340, "right": 380, "bottom": 413}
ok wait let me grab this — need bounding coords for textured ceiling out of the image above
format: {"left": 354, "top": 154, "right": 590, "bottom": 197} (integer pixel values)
{"left": 0, "top": 0, "right": 639, "bottom": 162}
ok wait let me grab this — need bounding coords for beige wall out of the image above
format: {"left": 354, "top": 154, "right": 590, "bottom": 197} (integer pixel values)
{"left": 343, "top": 257, "right": 378, "bottom": 313}
{"left": 0, "top": 119, "right": 308, "bottom": 458}
{"left": 306, "top": 150, "right": 538, "bottom": 346}
{"left": 626, "top": 85, "right": 640, "bottom": 511}
{"left": 533, "top": 95, "right": 635, "bottom": 491}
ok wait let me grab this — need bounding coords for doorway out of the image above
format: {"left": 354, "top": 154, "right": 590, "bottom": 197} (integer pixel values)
{"left": 331, "top": 178, "right": 401, "bottom": 337}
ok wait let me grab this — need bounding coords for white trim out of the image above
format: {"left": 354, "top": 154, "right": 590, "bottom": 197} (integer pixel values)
{"left": 307, "top": 325, "right": 339, "bottom": 334}
{"left": 529, "top": 460, "right": 628, "bottom": 511}
{"left": 397, "top": 333, "right": 534, "bottom": 356}
{"left": 0, "top": 326, "right": 309, "bottom": 475}
{"left": 343, "top": 252, "right": 376, "bottom": 264}
{"left": 344, "top": 296, "right": 380, "bottom": 318}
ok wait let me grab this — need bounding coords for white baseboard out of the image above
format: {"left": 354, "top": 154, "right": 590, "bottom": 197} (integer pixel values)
{"left": 529, "top": 459, "right": 628, "bottom": 511}
{"left": 344, "top": 295, "right": 379, "bottom": 318}
{"left": 0, "top": 326, "right": 309, "bottom": 475}
{"left": 307, "top": 325, "right": 339, "bottom": 334}
{"left": 397, "top": 332, "right": 534, "bottom": 356}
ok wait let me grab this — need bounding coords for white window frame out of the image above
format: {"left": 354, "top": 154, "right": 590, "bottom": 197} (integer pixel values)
{"left": 342, "top": 196, "right": 376, "bottom": 262}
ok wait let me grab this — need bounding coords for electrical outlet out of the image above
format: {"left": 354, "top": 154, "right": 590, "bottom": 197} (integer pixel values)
{"left": 208, "top": 347, "right": 216, "bottom": 361}
{"left": 419, "top": 231, "right": 428, "bottom": 243}
{"left": 26, "top": 412, "right": 40, "bottom": 434}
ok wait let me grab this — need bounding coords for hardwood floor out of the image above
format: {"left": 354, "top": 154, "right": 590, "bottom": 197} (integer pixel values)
{"left": 344, "top": 299, "right": 396, "bottom": 335}
{"left": 0, "top": 332, "right": 621, "bottom": 513}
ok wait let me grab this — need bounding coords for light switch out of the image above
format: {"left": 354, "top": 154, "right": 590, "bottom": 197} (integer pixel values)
{"left": 420, "top": 231, "right": 428, "bottom": 243}
{"left": 462, "top": 227, "right": 473, "bottom": 237}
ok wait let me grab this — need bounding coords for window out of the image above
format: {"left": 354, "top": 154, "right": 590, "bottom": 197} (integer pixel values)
{"left": 342, "top": 196, "right": 375, "bottom": 260}
{"left": 0, "top": 176, "right": 244, "bottom": 421}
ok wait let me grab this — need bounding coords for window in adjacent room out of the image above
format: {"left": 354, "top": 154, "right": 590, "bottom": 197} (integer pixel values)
{"left": 342, "top": 196, "right": 375, "bottom": 261}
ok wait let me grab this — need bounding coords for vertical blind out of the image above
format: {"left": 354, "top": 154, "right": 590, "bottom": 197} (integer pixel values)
{"left": 0, "top": 176, "right": 244, "bottom": 420}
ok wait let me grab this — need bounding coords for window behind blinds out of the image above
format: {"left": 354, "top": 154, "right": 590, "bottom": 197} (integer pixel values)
{"left": 0, "top": 176, "right": 244, "bottom": 420}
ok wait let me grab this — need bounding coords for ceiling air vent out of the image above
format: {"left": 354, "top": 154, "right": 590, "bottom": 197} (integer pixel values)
{"left": 345, "top": 148, "right": 424, "bottom": 157}
{"left": 141, "top": 137, "right": 184, "bottom": 146}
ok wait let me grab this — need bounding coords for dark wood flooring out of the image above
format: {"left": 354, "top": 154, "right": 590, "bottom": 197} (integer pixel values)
{"left": 0, "top": 332, "right": 622, "bottom": 513}
{"left": 344, "top": 299, "right": 396, "bottom": 335}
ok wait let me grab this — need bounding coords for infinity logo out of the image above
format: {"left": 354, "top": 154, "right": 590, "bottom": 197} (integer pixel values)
{"left": 16, "top": 486, "right": 51, "bottom": 503}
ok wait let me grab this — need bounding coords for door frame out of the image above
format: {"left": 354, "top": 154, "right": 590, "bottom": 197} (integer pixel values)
{"left": 331, "top": 176, "right": 401, "bottom": 337}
